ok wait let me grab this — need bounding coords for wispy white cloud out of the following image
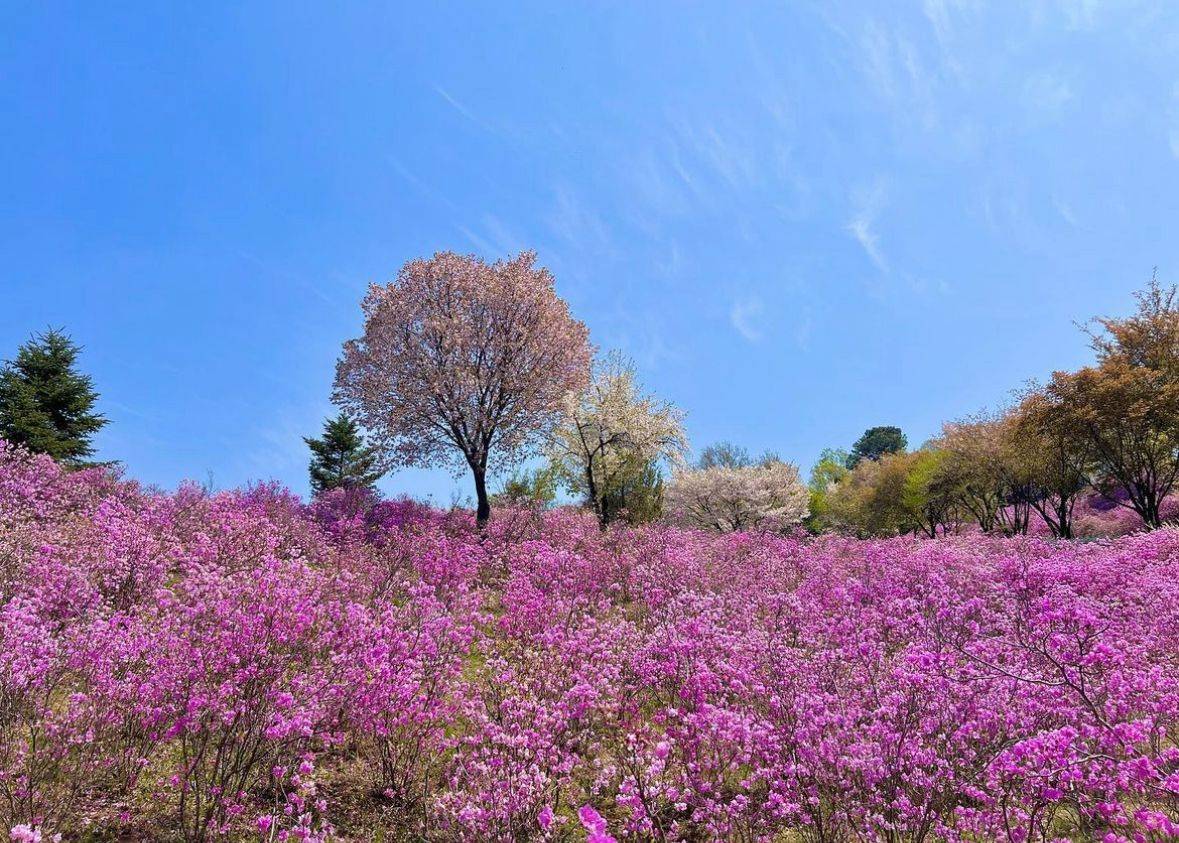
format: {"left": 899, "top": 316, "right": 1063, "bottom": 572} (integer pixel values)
{"left": 239, "top": 251, "right": 346, "bottom": 310}
{"left": 846, "top": 178, "right": 890, "bottom": 274}
{"left": 729, "top": 295, "right": 765, "bottom": 343}
{"left": 433, "top": 85, "right": 525, "bottom": 145}
{"left": 860, "top": 20, "right": 898, "bottom": 102}
{"left": 854, "top": 18, "right": 944, "bottom": 132}
{"left": 655, "top": 240, "right": 683, "bottom": 280}
{"left": 546, "top": 185, "right": 613, "bottom": 255}
{"left": 923, "top": 0, "right": 955, "bottom": 49}
{"left": 622, "top": 82, "right": 808, "bottom": 232}
{"left": 1023, "top": 70, "right": 1074, "bottom": 116}
{"left": 674, "top": 119, "right": 759, "bottom": 193}
{"left": 601, "top": 309, "right": 686, "bottom": 373}
{"left": 246, "top": 399, "right": 334, "bottom": 486}
{"left": 978, "top": 174, "right": 1051, "bottom": 253}
{"left": 434, "top": 85, "right": 496, "bottom": 134}
{"left": 457, "top": 225, "right": 497, "bottom": 257}
{"left": 103, "top": 399, "right": 159, "bottom": 424}
{"left": 1053, "top": 195, "right": 1079, "bottom": 227}
{"left": 458, "top": 214, "right": 525, "bottom": 258}
{"left": 626, "top": 146, "right": 693, "bottom": 225}
{"left": 388, "top": 157, "right": 459, "bottom": 212}
{"left": 921, "top": 0, "right": 974, "bottom": 77}
{"left": 1056, "top": 0, "right": 1101, "bottom": 30}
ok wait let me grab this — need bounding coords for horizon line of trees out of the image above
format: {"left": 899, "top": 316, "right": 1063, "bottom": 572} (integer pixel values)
{"left": 807, "top": 275, "right": 1179, "bottom": 539}
{"left": 4, "top": 256, "right": 1178, "bottom": 539}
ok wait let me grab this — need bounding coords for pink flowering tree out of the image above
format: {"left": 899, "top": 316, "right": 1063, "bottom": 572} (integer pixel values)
{"left": 334, "top": 251, "right": 592, "bottom": 527}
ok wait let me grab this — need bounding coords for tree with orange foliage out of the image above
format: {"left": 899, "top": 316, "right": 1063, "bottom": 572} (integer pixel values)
{"left": 1010, "top": 392, "right": 1090, "bottom": 539}
{"left": 1032, "top": 275, "right": 1179, "bottom": 529}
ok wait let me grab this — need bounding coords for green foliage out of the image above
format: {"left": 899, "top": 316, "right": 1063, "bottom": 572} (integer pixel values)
{"left": 827, "top": 455, "right": 904, "bottom": 536}
{"left": 827, "top": 449, "right": 959, "bottom": 538}
{"left": 304, "top": 412, "right": 383, "bottom": 495}
{"left": 810, "top": 448, "right": 850, "bottom": 488}
{"left": 805, "top": 448, "right": 850, "bottom": 533}
{"left": 900, "top": 448, "right": 958, "bottom": 538}
{"left": 0, "top": 329, "right": 106, "bottom": 467}
{"left": 493, "top": 463, "right": 558, "bottom": 507}
{"left": 846, "top": 426, "right": 907, "bottom": 468}
{"left": 599, "top": 455, "right": 664, "bottom": 525}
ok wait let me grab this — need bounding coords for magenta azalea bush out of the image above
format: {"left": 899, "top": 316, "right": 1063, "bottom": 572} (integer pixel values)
{"left": 2, "top": 441, "right": 1179, "bottom": 841}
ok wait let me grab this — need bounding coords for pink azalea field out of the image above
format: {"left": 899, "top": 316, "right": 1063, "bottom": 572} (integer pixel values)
{"left": 3, "top": 443, "right": 1179, "bottom": 842}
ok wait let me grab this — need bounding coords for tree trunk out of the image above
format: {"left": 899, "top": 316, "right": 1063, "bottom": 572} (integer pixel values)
{"left": 585, "top": 464, "right": 607, "bottom": 530}
{"left": 472, "top": 465, "right": 490, "bottom": 528}
{"left": 1057, "top": 500, "right": 1074, "bottom": 539}
{"left": 1128, "top": 485, "right": 1163, "bottom": 529}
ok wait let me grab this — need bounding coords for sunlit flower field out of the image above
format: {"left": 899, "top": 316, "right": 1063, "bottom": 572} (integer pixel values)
{"left": 3, "top": 442, "right": 1178, "bottom": 842}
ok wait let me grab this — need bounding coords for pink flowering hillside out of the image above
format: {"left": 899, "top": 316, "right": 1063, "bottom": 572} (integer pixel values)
{"left": 3, "top": 442, "right": 1179, "bottom": 842}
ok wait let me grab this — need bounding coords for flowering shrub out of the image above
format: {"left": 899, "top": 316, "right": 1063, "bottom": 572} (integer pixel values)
{"left": 3, "top": 441, "right": 1179, "bottom": 840}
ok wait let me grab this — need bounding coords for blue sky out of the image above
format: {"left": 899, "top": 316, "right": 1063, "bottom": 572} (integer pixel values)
{"left": 4, "top": 2, "right": 1179, "bottom": 503}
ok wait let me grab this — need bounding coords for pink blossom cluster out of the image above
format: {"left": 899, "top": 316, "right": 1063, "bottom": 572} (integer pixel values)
{"left": 2, "top": 441, "right": 1179, "bottom": 841}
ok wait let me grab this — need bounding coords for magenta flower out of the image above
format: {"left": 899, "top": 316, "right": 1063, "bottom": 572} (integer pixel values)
{"left": 4, "top": 440, "right": 1179, "bottom": 840}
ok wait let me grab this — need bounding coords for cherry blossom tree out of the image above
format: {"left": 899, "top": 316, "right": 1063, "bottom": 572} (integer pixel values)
{"left": 334, "top": 250, "right": 592, "bottom": 527}
{"left": 549, "top": 352, "right": 688, "bottom": 529}
{"left": 664, "top": 458, "right": 809, "bottom": 533}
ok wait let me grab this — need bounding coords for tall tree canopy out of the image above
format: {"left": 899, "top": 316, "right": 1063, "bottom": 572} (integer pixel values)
{"left": 696, "top": 441, "right": 753, "bottom": 470}
{"left": 828, "top": 448, "right": 958, "bottom": 538}
{"left": 805, "top": 447, "right": 850, "bottom": 533}
{"left": 1032, "top": 275, "right": 1179, "bottom": 528}
{"left": 0, "top": 329, "right": 106, "bottom": 467}
{"left": 304, "top": 412, "right": 383, "bottom": 495}
{"left": 846, "top": 426, "right": 907, "bottom": 468}
{"left": 549, "top": 352, "right": 687, "bottom": 529}
{"left": 1037, "top": 361, "right": 1179, "bottom": 528}
{"left": 937, "top": 413, "right": 1037, "bottom": 536}
{"left": 334, "top": 250, "right": 592, "bottom": 527}
{"left": 1011, "top": 392, "right": 1089, "bottom": 539}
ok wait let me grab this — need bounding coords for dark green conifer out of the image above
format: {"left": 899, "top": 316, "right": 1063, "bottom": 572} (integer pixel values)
{"left": 304, "top": 412, "right": 383, "bottom": 494}
{"left": 0, "top": 329, "right": 107, "bottom": 466}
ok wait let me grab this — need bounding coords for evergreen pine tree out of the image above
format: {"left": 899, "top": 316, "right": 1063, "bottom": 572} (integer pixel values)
{"left": 304, "top": 412, "right": 383, "bottom": 495}
{"left": 0, "top": 329, "right": 107, "bottom": 466}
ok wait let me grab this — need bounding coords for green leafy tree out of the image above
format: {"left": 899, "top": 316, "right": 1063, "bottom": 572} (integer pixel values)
{"left": 599, "top": 454, "right": 665, "bottom": 525}
{"left": 846, "top": 426, "right": 907, "bottom": 468}
{"left": 549, "top": 352, "right": 687, "bottom": 529}
{"left": 900, "top": 448, "right": 959, "bottom": 538}
{"left": 304, "top": 412, "right": 383, "bottom": 495}
{"left": 0, "top": 329, "right": 106, "bottom": 467}
{"left": 493, "top": 463, "right": 559, "bottom": 508}
{"left": 827, "top": 453, "right": 908, "bottom": 536}
{"left": 1012, "top": 391, "right": 1090, "bottom": 539}
{"left": 805, "top": 448, "right": 850, "bottom": 533}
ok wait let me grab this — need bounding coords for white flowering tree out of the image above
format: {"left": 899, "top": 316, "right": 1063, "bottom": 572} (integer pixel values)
{"left": 665, "top": 458, "right": 809, "bottom": 533}
{"left": 549, "top": 352, "right": 688, "bottom": 528}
